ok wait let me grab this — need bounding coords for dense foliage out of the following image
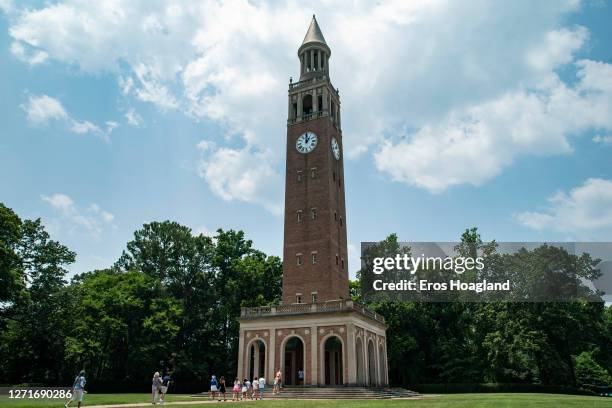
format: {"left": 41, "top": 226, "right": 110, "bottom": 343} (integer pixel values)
{"left": 0, "top": 203, "right": 610, "bottom": 391}
{"left": 0, "top": 204, "right": 281, "bottom": 389}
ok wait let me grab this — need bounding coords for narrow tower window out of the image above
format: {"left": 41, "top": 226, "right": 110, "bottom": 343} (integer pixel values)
{"left": 297, "top": 170, "right": 303, "bottom": 182}
{"left": 311, "top": 208, "right": 317, "bottom": 220}
{"left": 296, "top": 254, "right": 302, "bottom": 266}
{"left": 296, "top": 294, "right": 303, "bottom": 304}
{"left": 311, "top": 251, "right": 318, "bottom": 264}
{"left": 297, "top": 210, "right": 303, "bottom": 222}
{"left": 339, "top": 216, "right": 343, "bottom": 227}
{"left": 341, "top": 258, "right": 345, "bottom": 270}
{"left": 310, "top": 167, "right": 317, "bottom": 178}
{"left": 311, "top": 292, "right": 318, "bottom": 303}
{"left": 336, "top": 254, "right": 339, "bottom": 265}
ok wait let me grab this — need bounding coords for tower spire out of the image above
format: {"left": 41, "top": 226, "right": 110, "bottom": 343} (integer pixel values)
{"left": 298, "top": 15, "right": 331, "bottom": 81}
{"left": 301, "top": 14, "right": 327, "bottom": 48}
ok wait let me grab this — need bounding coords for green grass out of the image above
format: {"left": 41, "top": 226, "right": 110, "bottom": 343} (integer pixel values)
{"left": 0, "top": 393, "right": 201, "bottom": 407}
{"left": 0, "top": 393, "right": 610, "bottom": 407}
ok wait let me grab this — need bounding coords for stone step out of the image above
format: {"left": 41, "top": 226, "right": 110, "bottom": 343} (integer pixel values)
{"left": 193, "top": 387, "right": 419, "bottom": 400}
{"left": 260, "top": 387, "right": 419, "bottom": 400}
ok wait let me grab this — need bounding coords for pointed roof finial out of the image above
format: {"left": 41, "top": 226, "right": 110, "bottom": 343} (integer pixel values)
{"left": 301, "top": 14, "right": 327, "bottom": 47}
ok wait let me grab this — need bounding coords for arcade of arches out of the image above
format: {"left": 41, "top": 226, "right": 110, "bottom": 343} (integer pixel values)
{"left": 238, "top": 320, "right": 388, "bottom": 386}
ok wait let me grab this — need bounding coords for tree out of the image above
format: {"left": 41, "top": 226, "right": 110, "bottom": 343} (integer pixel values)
{"left": 0, "top": 203, "right": 24, "bottom": 303}
{"left": 574, "top": 351, "right": 612, "bottom": 388}
{"left": 65, "top": 269, "right": 182, "bottom": 383}
{"left": 0, "top": 214, "right": 76, "bottom": 384}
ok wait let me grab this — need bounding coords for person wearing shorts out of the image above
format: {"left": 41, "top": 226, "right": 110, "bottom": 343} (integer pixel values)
{"left": 252, "top": 377, "right": 259, "bottom": 399}
{"left": 232, "top": 378, "right": 241, "bottom": 401}
{"left": 152, "top": 372, "right": 163, "bottom": 405}
{"left": 241, "top": 378, "right": 248, "bottom": 400}
{"left": 218, "top": 376, "right": 227, "bottom": 401}
{"left": 258, "top": 376, "right": 265, "bottom": 400}
{"left": 160, "top": 373, "right": 171, "bottom": 404}
{"left": 65, "top": 370, "right": 86, "bottom": 408}
{"left": 209, "top": 375, "right": 218, "bottom": 399}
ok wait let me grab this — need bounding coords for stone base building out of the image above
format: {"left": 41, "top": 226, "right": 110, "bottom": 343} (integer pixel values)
{"left": 238, "top": 301, "right": 388, "bottom": 386}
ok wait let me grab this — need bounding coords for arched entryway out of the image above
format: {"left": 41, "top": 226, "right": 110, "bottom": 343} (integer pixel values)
{"left": 322, "top": 335, "right": 344, "bottom": 385}
{"left": 281, "top": 336, "right": 305, "bottom": 386}
{"left": 378, "top": 343, "right": 386, "bottom": 385}
{"left": 367, "top": 339, "right": 377, "bottom": 386}
{"left": 247, "top": 339, "right": 266, "bottom": 381}
{"left": 355, "top": 336, "right": 365, "bottom": 385}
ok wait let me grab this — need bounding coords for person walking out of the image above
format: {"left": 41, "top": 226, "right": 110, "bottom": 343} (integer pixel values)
{"left": 232, "top": 378, "right": 241, "bottom": 401}
{"left": 258, "top": 376, "right": 265, "bottom": 400}
{"left": 218, "top": 376, "right": 227, "bottom": 401}
{"left": 160, "top": 373, "right": 171, "bottom": 404}
{"left": 241, "top": 378, "right": 248, "bottom": 400}
{"left": 65, "top": 370, "right": 86, "bottom": 408}
{"left": 252, "top": 376, "right": 259, "bottom": 400}
{"left": 152, "top": 372, "right": 163, "bottom": 405}
{"left": 209, "top": 375, "right": 218, "bottom": 400}
{"left": 273, "top": 369, "right": 282, "bottom": 394}
{"left": 298, "top": 368, "right": 304, "bottom": 386}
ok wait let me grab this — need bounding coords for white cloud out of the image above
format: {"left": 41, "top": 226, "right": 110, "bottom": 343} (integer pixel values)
{"left": 526, "top": 27, "right": 587, "bottom": 72}
{"left": 41, "top": 193, "right": 115, "bottom": 238}
{"left": 22, "top": 94, "right": 68, "bottom": 124}
{"left": 193, "top": 225, "right": 213, "bottom": 237}
{"left": 516, "top": 178, "right": 612, "bottom": 238}
{"left": 593, "top": 135, "right": 612, "bottom": 145}
{"left": 125, "top": 108, "right": 143, "bottom": 126}
{"left": 8, "top": 0, "right": 610, "bottom": 203}
{"left": 198, "top": 145, "right": 282, "bottom": 215}
{"left": 374, "top": 60, "right": 612, "bottom": 192}
{"left": 0, "top": 0, "right": 13, "bottom": 14}
{"left": 11, "top": 41, "right": 48, "bottom": 65}
{"left": 21, "top": 94, "right": 118, "bottom": 139}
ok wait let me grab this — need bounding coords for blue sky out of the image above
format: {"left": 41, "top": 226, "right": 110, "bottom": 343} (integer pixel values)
{"left": 1, "top": 1, "right": 612, "bottom": 278}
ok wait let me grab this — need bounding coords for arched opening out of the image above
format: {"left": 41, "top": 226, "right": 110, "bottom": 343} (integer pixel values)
{"left": 355, "top": 337, "right": 365, "bottom": 385}
{"left": 323, "top": 336, "right": 343, "bottom": 385}
{"left": 378, "top": 343, "right": 385, "bottom": 385}
{"left": 367, "top": 340, "right": 376, "bottom": 386}
{"left": 247, "top": 339, "right": 266, "bottom": 381}
{"left": 282, "top": 336, "right": 305, "bottom": 386}
{"left": 302, "top": 94, "right": 313, "bottom": 116}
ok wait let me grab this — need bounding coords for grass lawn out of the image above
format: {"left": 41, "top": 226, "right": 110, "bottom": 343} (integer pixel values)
{"left": 0, "top": 393, "right": 610, "bottom": 407}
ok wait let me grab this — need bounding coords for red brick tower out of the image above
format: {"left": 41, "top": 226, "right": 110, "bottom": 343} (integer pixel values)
{"left": 283, "top": 15, "right": 348, "bottom": 304}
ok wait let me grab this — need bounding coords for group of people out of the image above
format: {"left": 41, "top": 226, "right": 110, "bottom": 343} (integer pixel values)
{"left": 151, "top": 371, "right": 172, "bottom": 405}
{"left": 209, "top": 369, "right": 284, "bottom": 402}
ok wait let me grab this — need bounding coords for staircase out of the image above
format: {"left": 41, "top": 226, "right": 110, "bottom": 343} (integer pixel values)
{"left": 262, "top": 386, "right": 420, "bottom": 400}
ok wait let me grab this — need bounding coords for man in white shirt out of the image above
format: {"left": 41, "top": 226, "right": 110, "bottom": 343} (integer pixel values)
{"left": 258, "top": 377, "right": 266, "bottom": 400}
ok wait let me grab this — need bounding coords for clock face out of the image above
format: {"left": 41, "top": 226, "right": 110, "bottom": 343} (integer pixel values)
{"left": 296, "top": 131, "right": 318, "bottom": 154}
{"left": 331, "top": 137, "right": 341, "bottom": 160}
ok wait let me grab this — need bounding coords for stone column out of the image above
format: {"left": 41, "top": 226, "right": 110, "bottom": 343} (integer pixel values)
{"left": 346, "top": 323, "right": 357, "bottom": 385}
{"left": 297, "top": 93, "right": 303, "bottom": 120}
{"left": 253, "top": 341, "right": 259, "bottom": 379}
{"left": 310, "top": 326, "right": 318, "bottom": 385}
{"left": 237, "top": 329, "right": 246, "bottom": 380}
{"left": 383, "top": 337, "right": 389, "bottom": 385}
{"left": 268, "top": 329, "right": 276, "bottom": 385}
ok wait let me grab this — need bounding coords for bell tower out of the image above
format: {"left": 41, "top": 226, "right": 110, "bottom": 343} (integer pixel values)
{"left": 283, "top": 15, "right": 348, "bottom": 304}
{"left": 237, "top": 16, "right": 388, "bottom": 389}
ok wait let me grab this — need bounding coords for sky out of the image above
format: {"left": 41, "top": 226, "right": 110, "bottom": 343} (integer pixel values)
{"left": 1, "top": 0, "right": 612, "bottom": 278}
